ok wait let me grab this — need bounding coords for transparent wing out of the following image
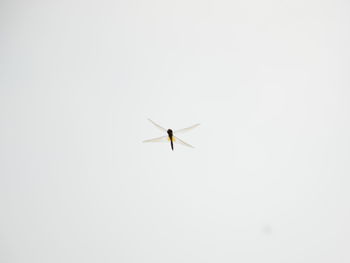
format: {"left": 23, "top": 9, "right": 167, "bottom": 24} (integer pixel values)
{"left": 173, "top": 136, "right": 194, "bottom": 148}
{"left": 148, "top": 119, "right": 167, "bottom": 132}
{"left": 174, "top": 123, "right": 200, "bottom": 134}
{"left": 143, "top": 135, "right": 168, "bottom": 143}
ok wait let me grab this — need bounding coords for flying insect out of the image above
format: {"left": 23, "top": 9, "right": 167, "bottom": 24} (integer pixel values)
{"left": 143, "top": 119, "right": 199, "bottom": 151}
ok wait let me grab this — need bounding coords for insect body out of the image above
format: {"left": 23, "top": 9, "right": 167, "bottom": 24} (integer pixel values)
{"left": 167, "top": 129, "right": 174, "bottom": 150}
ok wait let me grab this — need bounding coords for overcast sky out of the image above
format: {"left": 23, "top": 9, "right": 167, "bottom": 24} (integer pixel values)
{"left": 1, "top": 0, "right": 350, "bottom": 262}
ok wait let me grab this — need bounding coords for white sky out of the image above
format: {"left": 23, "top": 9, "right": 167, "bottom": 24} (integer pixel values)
{"left": 1, "top": 0, "right": 350, "bottom": 262}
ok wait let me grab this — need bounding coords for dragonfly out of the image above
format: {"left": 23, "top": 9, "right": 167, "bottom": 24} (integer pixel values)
{"left": 143, "top": 119, "right": 200, "bottom": 151}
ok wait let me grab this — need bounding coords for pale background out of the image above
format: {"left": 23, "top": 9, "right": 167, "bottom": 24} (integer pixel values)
{"left": 1, "top": 0, "right": 350, "bottom": 262}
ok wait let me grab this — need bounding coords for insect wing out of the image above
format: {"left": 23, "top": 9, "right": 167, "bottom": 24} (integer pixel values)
{"left": 174, "top": 123, "right": 200, "bottom": 134}
{"left": 143, "top": 135, "right": 168, "bottom": 143}
{"left": 173, "top": 136, "right": 194, "bottom": 148}
{"left": 148, "top": 119, "right": 167, "bottom": 132}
